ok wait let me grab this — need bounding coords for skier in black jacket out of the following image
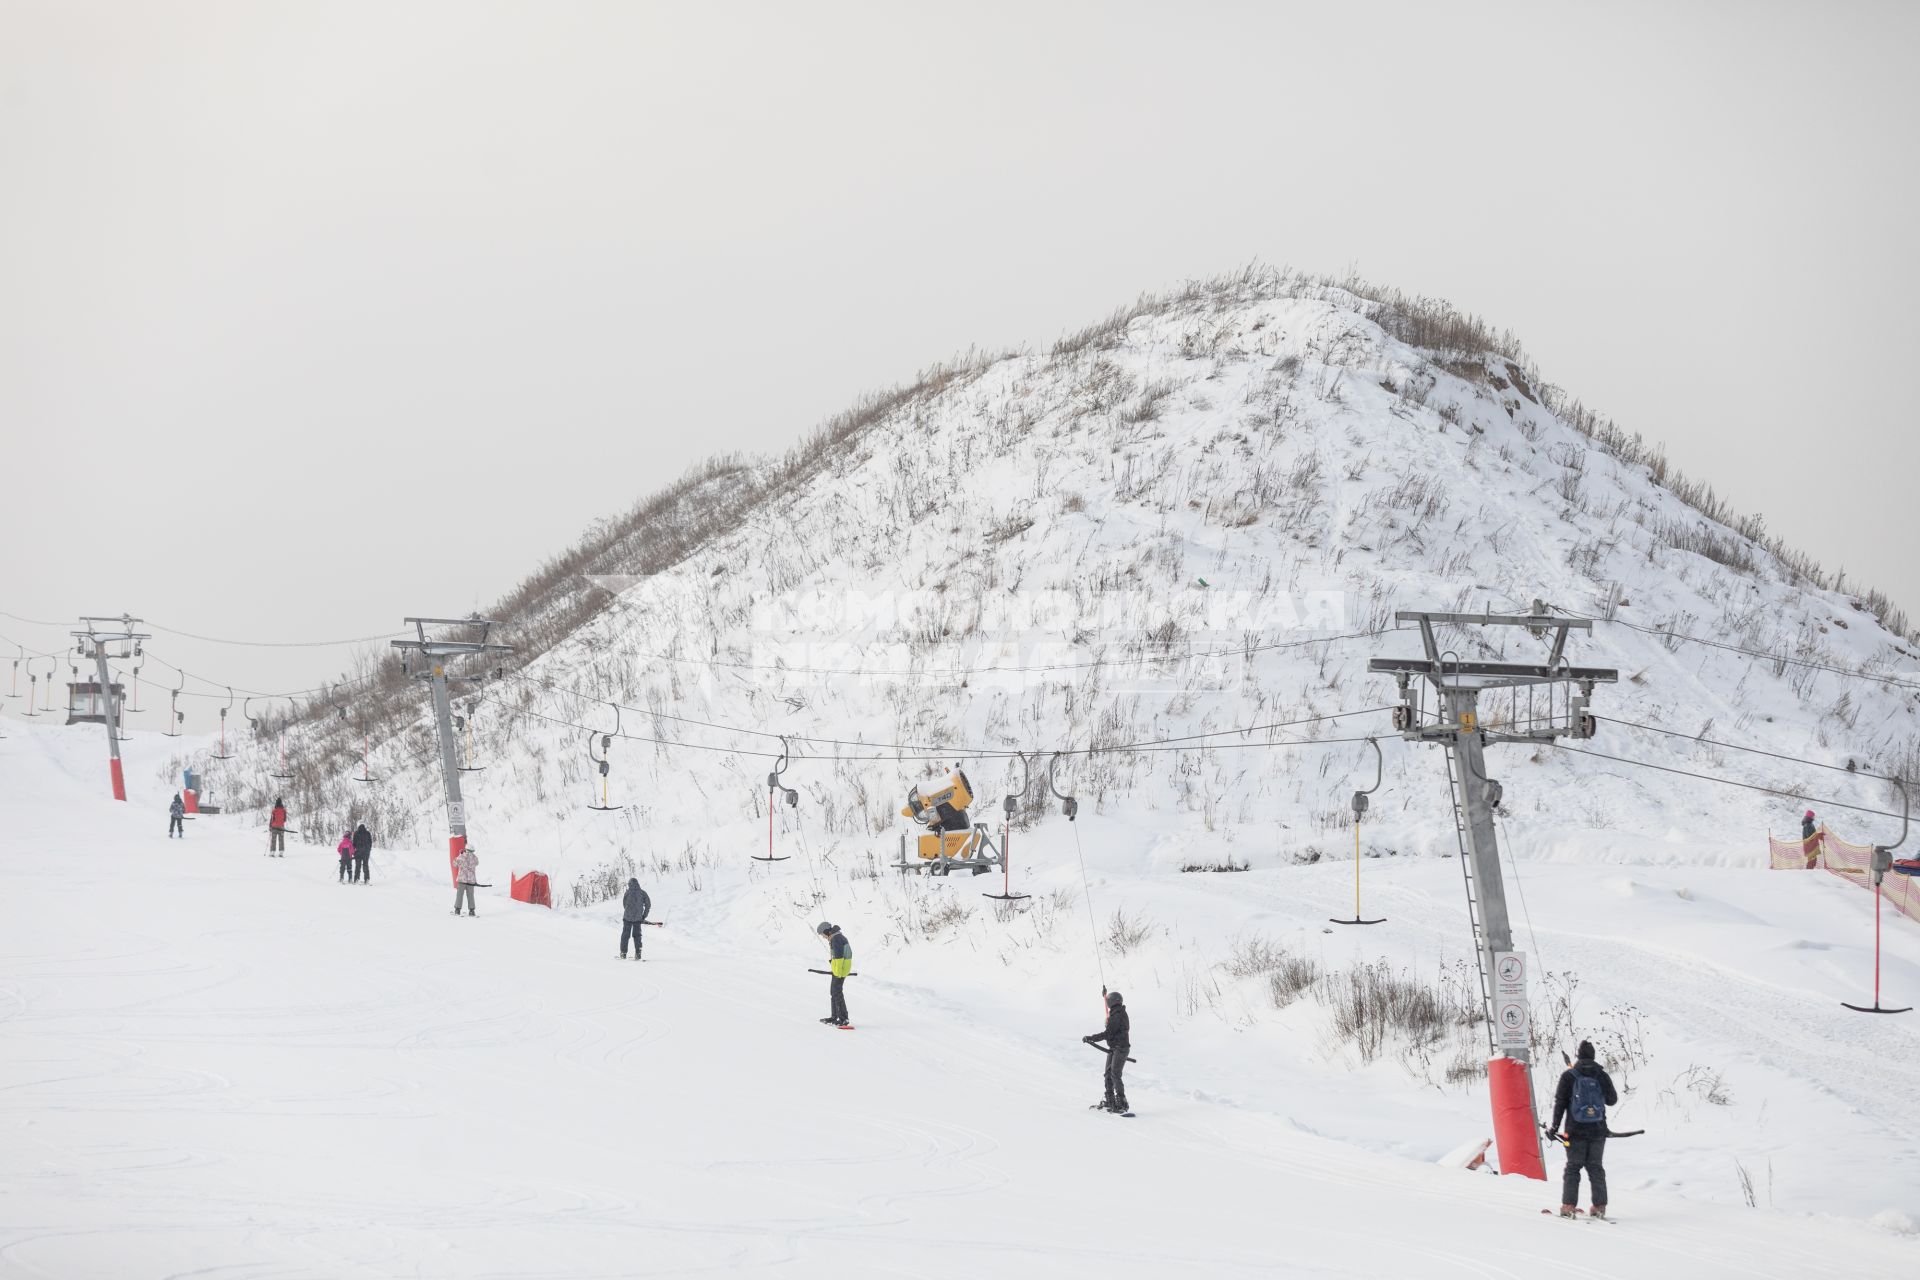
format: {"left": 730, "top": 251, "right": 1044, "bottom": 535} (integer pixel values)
{"left": 1548, "top": 1040, "right": 1619, "bottom": 1218}
{"left": 1083, "top": 991, "right": 1131, "bottom": 1113}
{"left": 620, "top": 878, "right": 651, "bottom": 960}
{"left": 351, "top": 823, "right": 373, "bottom": 883}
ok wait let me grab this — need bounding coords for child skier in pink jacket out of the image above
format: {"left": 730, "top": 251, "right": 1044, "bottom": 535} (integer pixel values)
{"left": 337, "top": 830, "right": 354, "bottom": 883}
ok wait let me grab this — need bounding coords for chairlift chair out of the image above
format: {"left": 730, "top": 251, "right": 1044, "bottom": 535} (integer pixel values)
{"left": 211, "top": 687, "right": 235, "bottom": 761}
{"left": 456, "top": 701, "right": 486, "bottom": 773}
{"left": 125, "top": 656, "right": 145, "bottom": 713}
{"left": 1843, "top": 780, "right": 1912, "bottom": 1015}
{"left": 756, "top": 738, "right": 796, "bottom": 861}
{"left": 352, "top": 721, "right": 379, "bottom": 784}
{"left": 1332, "top": 739, "right": 1388, "bottom": 926}
{"left": 587, "top": 705, "right": 623, "bottom": 811}
{"left": 8, "top": 648, "right": 21, "bottom": 698}
{"left": 164, "top": 686, "right": 183, "bottom": 737}
{"left": 984, "top": 752, "right": 1035, "bottom": 903}
{"left": 264, "top": 698, "right": 295, "bottom": 780}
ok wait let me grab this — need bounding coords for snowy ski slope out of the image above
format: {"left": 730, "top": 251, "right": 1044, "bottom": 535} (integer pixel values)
{"left": 2, "top": 721, "right": 1915, "bottom": 1278}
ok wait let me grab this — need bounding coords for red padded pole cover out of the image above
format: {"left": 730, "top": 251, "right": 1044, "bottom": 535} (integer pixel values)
{"left": 1488, "top": 1056, "right": 1546, "bottom": 1180}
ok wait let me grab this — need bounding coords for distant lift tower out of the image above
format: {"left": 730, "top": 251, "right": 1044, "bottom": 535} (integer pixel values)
{"left": 392, "top": 617, "right": 512, "bottom": 885}
{"left": 1370, "top": 600, "right": 1616, "bottom": 1181}
{"left": 71, "top": 615, "right": 150, "bottom": 802}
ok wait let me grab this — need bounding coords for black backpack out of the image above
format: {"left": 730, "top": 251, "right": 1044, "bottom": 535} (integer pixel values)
{"left": 1570, "top": 1070, "right": 1607, "bottom": 1126}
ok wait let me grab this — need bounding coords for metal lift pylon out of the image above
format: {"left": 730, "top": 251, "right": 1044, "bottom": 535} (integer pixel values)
{"left": 1371, "top": 599, "right": 1617, "bottom": 1181}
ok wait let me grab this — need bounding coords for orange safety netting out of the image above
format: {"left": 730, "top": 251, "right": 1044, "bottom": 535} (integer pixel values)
{"left": 1771, "top": 824, "right": 1920, "bottom": 925}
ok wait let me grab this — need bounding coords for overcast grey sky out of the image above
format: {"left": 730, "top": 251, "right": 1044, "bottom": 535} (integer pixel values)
{"left": 3, "top": 1, "right": 1915, "bottom": 728}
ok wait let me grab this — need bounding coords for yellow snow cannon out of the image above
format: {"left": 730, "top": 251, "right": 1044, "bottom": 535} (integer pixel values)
{"left": 894, "top": 767, "right": 1001, "bottom": 876}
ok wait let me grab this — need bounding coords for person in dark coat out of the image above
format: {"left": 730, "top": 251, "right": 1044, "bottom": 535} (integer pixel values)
{"left": 168, "top": 793, "right": 185, "bottom": 839}
{"left": 1083, "top": 991, "right": 1131, "bottom": 1113}
{"left": 351, "top": 823, "right": 373, "bottom": 884}
{"left": 1801, "top": 809, "right": 1821, "bottom": 869}
{"left": 268, "top": 798, "right": 288, "bottom": 856}
{"left": 817, "top": 922, "right": 852, "bottom": 1026}
{"left": 1549, "top": 1039, "right": 1620, "bottom": 1218}
{"left": 620, "top": 878, "right": 652, "bottom": 960}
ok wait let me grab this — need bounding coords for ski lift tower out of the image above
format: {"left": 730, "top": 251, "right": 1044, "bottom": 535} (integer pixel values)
{"left": 392, "top": 617, "right": 512, "bottom": 885}
{"left": 71, "top": 615, "right": 150, "bottom": 802}
{"left": 1370, "top": 600, "right": 1616, "bottom": 1181}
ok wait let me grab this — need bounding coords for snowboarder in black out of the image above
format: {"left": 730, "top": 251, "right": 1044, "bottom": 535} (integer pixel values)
{"left": 351, "top": 822, "right": 373, "bottom": 883}
{"left": 1083, "top": 991, "right": 1130, "bottom": 1113}
{"left": 168, "top": 793, "right": 185, "bottom": 838}
{"left": 817, "top": 922, "right": 852, "bottom": 1026}
{"left": 1548, "top": 1039, "right": 1619, "bottom": 1218}
{"left": 620, "top": 878, "right": 651, "bottom": 959}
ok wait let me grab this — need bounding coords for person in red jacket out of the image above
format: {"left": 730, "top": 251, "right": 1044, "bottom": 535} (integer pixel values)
{"left": 268, "top": 797, "right": 289, "bottom": 857}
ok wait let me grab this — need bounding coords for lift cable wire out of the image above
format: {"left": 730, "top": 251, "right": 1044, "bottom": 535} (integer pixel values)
{"left": 1594, "top": 714, "right": 1909, "bottom": 785}
{"left": 596, "top": 599, "right": 1404, "bottom": 677}
{"left": 1545, "top": 742, "right": 1910, "bottom": 826}
{"left": 1540, "top": 602, "right": 1920, "bottom": 695}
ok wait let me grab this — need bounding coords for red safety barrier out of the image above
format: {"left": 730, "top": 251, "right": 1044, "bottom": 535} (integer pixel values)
{"left": 183, "top": 789, "right": 200, "bottom": 815}
{"left": 1770, "top": 824, "right": 1920, "bottom": 926}
{"left": 1487, "top": 1055, "right": 1546, "bottom": 1180}
{"left": 510, "top": 871, "right": 551, "bottom": 909}
{"left": 449, "top": 834, "right": 464, "bottom": 887}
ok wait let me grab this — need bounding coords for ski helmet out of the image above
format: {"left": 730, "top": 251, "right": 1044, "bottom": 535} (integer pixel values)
{"left": 1106, "top": 990, "right": 1123, "bottom": 1007}
{"left": 816, "top": 921, "right": 835, "bottom": 936}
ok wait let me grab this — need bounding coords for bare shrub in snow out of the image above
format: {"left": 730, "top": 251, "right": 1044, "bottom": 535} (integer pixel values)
{"left": 1105, "top": 908, "right": 1154, "bottom": 955}
{"left": 1222, "top": 935, "right": 1290, "bottom": 979}
{"left": 1322, "top": 961, "right": 1459, "bottom": 1062}
{"left": 569, "top": 850, "right": 637, "bottom": 908}
{"left": 919, "top": 896, "right": 971, "bottom": 939}
{"left": 1268, "top": 955, "right": 1321, "bottom": 1008}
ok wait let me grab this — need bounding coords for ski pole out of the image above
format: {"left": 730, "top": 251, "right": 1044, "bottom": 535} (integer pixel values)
{"left": 808, "top": 968, "right": 857, "bottom": 976}
{"left": 641, "top": 920, "right": 666, "bottom": 928}
{"left": 1084, "top": 1040, "right": 1137, "bottom": 1064}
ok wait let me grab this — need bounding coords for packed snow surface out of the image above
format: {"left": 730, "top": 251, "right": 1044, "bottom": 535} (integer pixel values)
{"left": 3, "top": 722, "right": 1915, "bottom": 1278}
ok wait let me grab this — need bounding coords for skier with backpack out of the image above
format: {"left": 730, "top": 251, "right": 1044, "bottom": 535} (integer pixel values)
{"left": 268, "top": 798, "right": 288, "bottom": 856}
{"left": 1083, "top": 990, "right": 1131, "bottom": 1114}
{"left": 620, "top": 878, "right": 651, "bottom": 959}
{"left": 1548, "top": 1040, "right": 1619, "bottom": 1219}
{"left": 816, "top": 922, "right": 852, "bottom": 1026}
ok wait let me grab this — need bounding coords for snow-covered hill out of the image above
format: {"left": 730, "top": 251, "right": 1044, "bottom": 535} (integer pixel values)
{"left": 238, "top": 269, "right": 1920, "bottom": 863}
{"left": 153, "top": 268, "right": 1920, "bottom": 1238}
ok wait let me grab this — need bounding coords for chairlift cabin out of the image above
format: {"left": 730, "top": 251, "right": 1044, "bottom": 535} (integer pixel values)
{"left": 65, "top": 679, "right": 126, "bottom": 727}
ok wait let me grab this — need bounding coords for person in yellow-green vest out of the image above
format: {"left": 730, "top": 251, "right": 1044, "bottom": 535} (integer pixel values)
{"left": 817, "top": 922, "right": 852, "bottom": 1027}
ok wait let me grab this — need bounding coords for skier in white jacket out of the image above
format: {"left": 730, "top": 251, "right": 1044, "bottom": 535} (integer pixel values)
{"left": 453, "top": 845, "right": 479, "bottom": 916}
